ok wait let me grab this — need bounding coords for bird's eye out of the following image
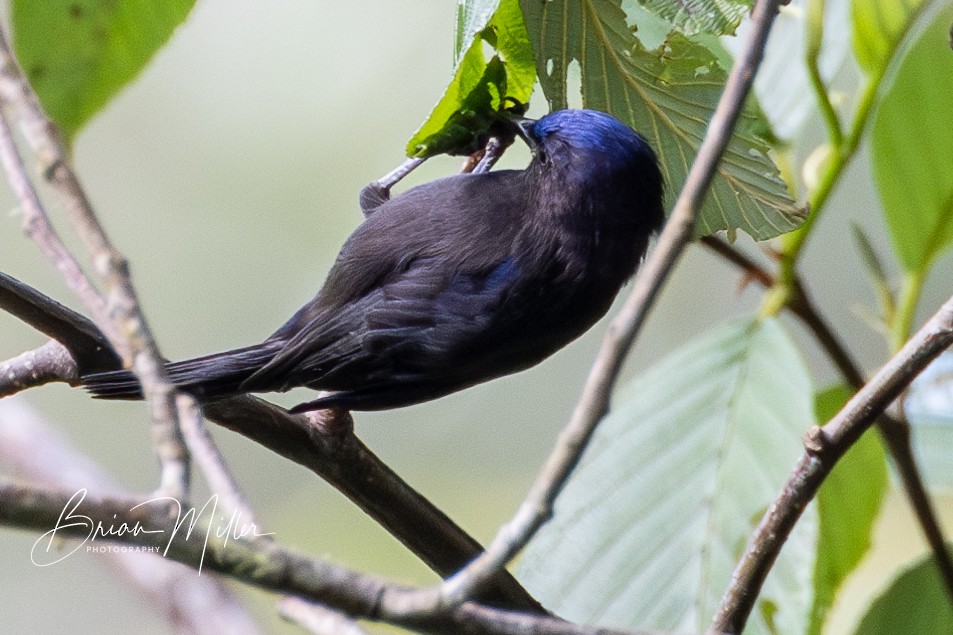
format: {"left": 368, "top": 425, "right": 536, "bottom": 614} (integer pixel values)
{"left": 536, "top": 149, "right": 548, "bottom": 164}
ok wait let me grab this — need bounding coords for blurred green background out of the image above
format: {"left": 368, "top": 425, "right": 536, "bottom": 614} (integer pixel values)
{"left": 1, "top": 1, "right": 951, "bottom": 633}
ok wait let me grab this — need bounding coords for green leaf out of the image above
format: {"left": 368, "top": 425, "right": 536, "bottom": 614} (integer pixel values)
{"left": 456, "top": 0, "right": 502, "bottom": 60}
{"left": 852, "top": 549, "right": 953, "bottom": 634}
{"left": 852, "top": 0, "right": 934, "bottom": 74}
{"left": 809, "top": 385, "right": 889, "bottom": 635}
{"left": 871, "top": 6, "right": 953, "bottom": 273}
{"left": 637, "top": 0, "right": 753, "bottom": 36}
{"left": 517, "top": 317, "right": 817, "bottom": 634}
{"left": 521, "top": 0, "right": 803, "bottom": 241}
{"left": 12, "top": 0, "right": 196, "bottom": 142}
{"left": 407, "top": 0, "right": 534, "bottom": 158}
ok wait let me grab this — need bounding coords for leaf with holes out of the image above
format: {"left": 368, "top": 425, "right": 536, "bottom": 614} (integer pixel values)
{"left": 517, "top": 317, "right": 817, "bottom": 634}
{"left": 638, "top": 0, "right": 753, "bottom": 35}
{"left": 520, "top": 0, "right": 803, "bottom": 240}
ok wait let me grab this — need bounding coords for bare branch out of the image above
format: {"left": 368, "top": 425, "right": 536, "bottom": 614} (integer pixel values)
{"left": 177, "top": 394, "right": 259, "bottom": 526}
{"left": 702, "top": 235, "right": 953, "bottom": 607}
{"left": 712, "top": 292, "right": 953, "bottom": 633}
{"left": 0, "top": 30, "right": 189, "bottom": 497}
{"left": 0, "top": 339, "right": 78, "bottom": 396}
{"left": 279, "top": 597, "right": 369, "bottom": 635}
{"left": 0, "top": 478, "right": 642, "bottom": 635}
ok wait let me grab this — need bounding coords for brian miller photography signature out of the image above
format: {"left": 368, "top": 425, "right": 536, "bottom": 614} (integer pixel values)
{"left": 31, "top": 488, "right": 273, "bottom": 571}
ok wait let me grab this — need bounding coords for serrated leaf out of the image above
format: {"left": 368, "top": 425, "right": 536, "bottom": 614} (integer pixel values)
{"left": 485, "top": 0, "right": 536, "bottom": 100}
{"left": 12, "top": 0, "right": 195, "bottom": 142}
{"left": 872, "top": 6, "right": 953, "bottom": 274}
{"left": 408, "top": 0, "right": 534, "bottom": 158}
{"left": 809, "top": 385, "right": 889, "bottom": 635}
{"left": 852, "top": 549, "right": 953, "bottom": 634}
{"left": 521, "top": 0, "right": 803, "bottom": 241}
{"left": 639, "top": 0, "right": 753, "bottom": 36}
{"left": 517, "top": 317, "right": 817, "bottom": 634}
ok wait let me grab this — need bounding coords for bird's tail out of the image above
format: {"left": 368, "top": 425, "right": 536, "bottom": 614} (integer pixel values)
{"left": 0, "top": 271, "right": 282, "bottom": 402}
{"left": 82, "top": 343, "right": 283, "bottom": 401}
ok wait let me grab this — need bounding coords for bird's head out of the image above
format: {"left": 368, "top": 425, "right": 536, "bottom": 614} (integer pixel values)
{"left": 514, "top": 109, "right": 665, "bottom": 231}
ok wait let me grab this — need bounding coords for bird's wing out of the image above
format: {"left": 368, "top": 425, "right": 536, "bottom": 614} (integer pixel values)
{"left": 243, "top": 170, "right": 531, "bottom": 394}
{"left": 246, "top": 251, "right": 521, "bottom": 393}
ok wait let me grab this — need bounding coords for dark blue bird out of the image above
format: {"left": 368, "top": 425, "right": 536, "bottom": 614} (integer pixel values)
{"left": 82, "top": 109, "right": 665, "bottom": 411}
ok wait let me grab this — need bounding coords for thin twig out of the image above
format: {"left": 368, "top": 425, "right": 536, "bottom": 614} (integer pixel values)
{"left": 0, "top": 116, "right": 116, "bottom": 343}
{"left": 0, "top": 399, "right": 262, "bottom": 635}
{"left": 702, "top": 235, "right": 953, "bottom": 606}
{"left": 875, "top": 413, "right": 953, "bottom": 606}
{"left": 278, "top": 597, "right": 369, "bottom": 635}
{"left": 0, "top": 30, "right": 189, "bottom": 497}
{"left": 380, "top": 0, "right": 785, "bottom": 615}
{"left": 712, "top": 291, "right": 953, "bottom": 633}
{"left": 177, "top": 394, "right": 259, "bottom": 526}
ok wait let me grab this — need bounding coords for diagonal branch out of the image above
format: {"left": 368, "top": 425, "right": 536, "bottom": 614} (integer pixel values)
{"left": 712, "top": 290, "right": 953, "bottom": 633}
{"left": 0, "top": 29, "right": 189, "bottom": 497}
{"left": 380, "top": 0, "right": 786, "bottom": 616}
{"left": 702, "top": 235, "right": 953, "bottom": 607}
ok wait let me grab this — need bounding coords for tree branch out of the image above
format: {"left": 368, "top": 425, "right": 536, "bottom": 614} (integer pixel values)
{"left": 702, "top": 235, "right": 953, "bottom": 607}
{"left": 0, "top": 268, "right": 544, "bottom": 613}
{"left": 712, "top": 290, "right": 953, "bottom": 633}
{"left": 0, "top": 30, "right": 189, "bottom": 496}
{"left": 0, "top": 479, "right": 645, "bottom": 635}
{"left": 278, "top": 597, "right": 369, "bottom": 635}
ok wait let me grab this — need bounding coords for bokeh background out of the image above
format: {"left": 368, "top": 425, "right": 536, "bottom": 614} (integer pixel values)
{"left": 0, "top": 1, "right": 951, "bottom": 633}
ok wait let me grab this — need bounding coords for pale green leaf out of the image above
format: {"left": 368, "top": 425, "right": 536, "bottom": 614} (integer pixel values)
{"left": 12, "top": 0, "right": 196, "bottom": 142}
{"left": 521, "top": 0, "right": 803, "bottom": 240}
{"left": 852, "top": 550, "right": 953, "bottom": 634}
{"left": 872, "top": 6, "right": 953, "bottom": 273}
{"left": 809, "top": 385, "right": 889, "bottom": 635}
{"left": 722, "top": 0, "right": 853, "bottom": 140}
{"left": 639, "top": 0, "right": 753, "bottom": 35}
{"left": 517, "top": 317, "right": 817, "bottom": 634}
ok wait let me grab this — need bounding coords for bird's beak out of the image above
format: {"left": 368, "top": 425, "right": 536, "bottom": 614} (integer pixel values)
{"left": 503, "top": 112, "right": 538, "bottom": 150}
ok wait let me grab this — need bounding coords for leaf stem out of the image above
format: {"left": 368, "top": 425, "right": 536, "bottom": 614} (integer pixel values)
{"left": 805, "top": 0, "right": 843, "bottom": 146}
{"left": 893, "top": 269, "right": 927, "bottom": 352}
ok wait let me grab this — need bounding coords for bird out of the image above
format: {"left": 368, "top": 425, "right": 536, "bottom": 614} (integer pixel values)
{"left": 80, "top": 108, "right": 665, "bottom": 412}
